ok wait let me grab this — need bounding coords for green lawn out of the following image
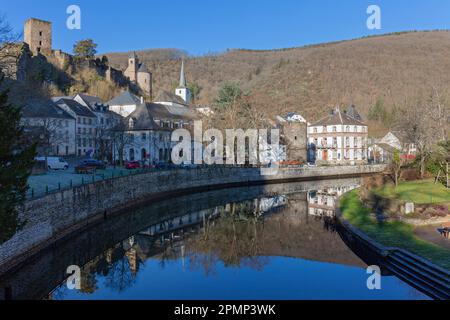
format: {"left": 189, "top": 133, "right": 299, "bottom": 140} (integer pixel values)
{"left": 340, "top": 190, "right": 450, "bottom": 270}
{"left": 374, "top": 179, "right": 450, "bottom": 204}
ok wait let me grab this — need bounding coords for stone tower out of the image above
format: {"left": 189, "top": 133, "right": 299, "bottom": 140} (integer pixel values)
{"left": 124, "top": 52, "right": 152, "bottom": 97}
{"left": 175, "top": 60, "right": 191, "bottom": 104}
{"left": 24, "top": 18, "right": 52, "bottom": 56}
{"left": 137, "top": 63, "right": 152, "bottom": 98}
{"left": 124, "top": 52, "right": 138, "bottom": 82}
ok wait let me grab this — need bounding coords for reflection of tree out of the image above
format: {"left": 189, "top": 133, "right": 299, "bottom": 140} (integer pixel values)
{"left": 104, "top": 257, "right": 136, "bottom": 293}
{"left": 80, "top": 270, "right": 98, "bottom": 294}
{"left": 185, "top": 200, "right": 270, "bottom": 273}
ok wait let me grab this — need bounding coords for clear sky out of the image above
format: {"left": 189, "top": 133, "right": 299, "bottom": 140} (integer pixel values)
{"left": 2, "top": 0, "right": 450, "bottom": 56}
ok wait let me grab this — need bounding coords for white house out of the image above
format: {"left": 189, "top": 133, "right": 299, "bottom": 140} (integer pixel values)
{"left": 368, "top": 131, "right": 417, "bottom": 163}
{"left": 108, "top": 91, "right": 143, "bottom": 118}
{"left": 115, "top": 103, "right": 173, "bottom": 164}
{"left": 21, "top": 99, "right": 76, "bottom": 156}
{"left": 308, "top": 106, "right": 368, "bottom": 165}
{"left": 54, "top": 98, "right": 97, "bottom": 157}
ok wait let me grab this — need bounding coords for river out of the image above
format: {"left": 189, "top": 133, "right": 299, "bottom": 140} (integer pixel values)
{"left": 0, "top": 178, "right": 429, "bottom": 300}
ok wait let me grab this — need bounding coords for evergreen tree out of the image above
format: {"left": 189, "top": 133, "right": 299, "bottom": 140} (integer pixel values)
{"left": 73, "top": 39, "right": 98, "bottom": 60}
{"left": 214, "top": 82, "right": 243, "bottom": 110}
{"left": 0, "top": 77, "right": 36, "bottom": 243}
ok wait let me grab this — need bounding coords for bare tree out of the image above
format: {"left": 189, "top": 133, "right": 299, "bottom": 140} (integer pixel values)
{"left": 0, "top": 14, "right": 20, "bottom": 74}
{"left": 394, "top": 92, "right": 445, "bottom": 178}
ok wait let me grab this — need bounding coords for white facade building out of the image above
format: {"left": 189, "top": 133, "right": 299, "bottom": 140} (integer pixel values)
{"left": 308, "top": 106, "right": 368, "bottom": 165}
{"left": 108, "top": 91, "right": 143, "bottom": 117}
{"left": 21, "top": 99, "right": 76, "bottom": 156}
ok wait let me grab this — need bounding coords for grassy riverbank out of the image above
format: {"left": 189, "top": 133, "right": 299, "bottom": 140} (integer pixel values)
{"left": 373, "top": 179, "right": 450, "bottom": 205}
{"left": 340, "top": 190, "right": 450, "bottom": 270}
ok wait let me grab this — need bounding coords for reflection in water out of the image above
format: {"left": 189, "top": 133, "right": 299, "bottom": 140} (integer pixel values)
{"left": 0, "top": 178, "right": 429, "bottom": 300}
{"left": 438, "top": 227, "right": 450, "bottom": 239}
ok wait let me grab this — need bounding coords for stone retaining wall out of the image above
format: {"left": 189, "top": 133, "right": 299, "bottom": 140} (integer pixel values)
{"left": 0, "top": 165, "right": 386, "bottom": 274}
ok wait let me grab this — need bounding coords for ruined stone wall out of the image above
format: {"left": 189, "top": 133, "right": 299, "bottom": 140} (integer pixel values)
{"left": 0, "top": 165, "right": 386, "bottom": 273}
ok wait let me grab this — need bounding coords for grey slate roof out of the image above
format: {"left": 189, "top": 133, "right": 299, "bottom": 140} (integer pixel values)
{"left": 179, "top": 60, "right": 186, "bottom": 88}
{"left": 147, "top": 103, "right": 197, "bottom": 121}
{"left": 155, "top": 90, "right": 187, "bottom": 106}
{"left": 56, "top": 98, "right": 97, "bottom": 118}
{"left": 76, "top": 94, "right": 104, "bottom": 107}
{"left": 108, "top": 91, "right": 141, "bottom": 106}
{"left": 138, "top": 63, "right": 149, "bottom": 73}
{"left": 122, "top": 103, "right": 166, "bottom": 131}
{"left": 311, "top": 107, "right": 366, "bottom": 126}
{"left": 22, "top": 99, "right": 75, "bottom": 119}
{"left": 345, "top": 105, "right": 363, "bottom": 122}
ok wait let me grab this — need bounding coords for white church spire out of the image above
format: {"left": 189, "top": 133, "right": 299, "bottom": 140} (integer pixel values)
{"left": 175, "top": 59, "right": 191, "bottom": 104}
{"left": 179, "top": 59, "right": 187, "bottom": 88}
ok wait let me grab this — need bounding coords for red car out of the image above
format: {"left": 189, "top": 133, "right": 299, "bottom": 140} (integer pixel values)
{"left": 125, "top": 161, "right": 141, "bottom": 169}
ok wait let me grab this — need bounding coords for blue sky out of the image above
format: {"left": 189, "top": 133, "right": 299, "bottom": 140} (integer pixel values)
{"left": 2, "top": 0, "right": 450, "bottom": 55}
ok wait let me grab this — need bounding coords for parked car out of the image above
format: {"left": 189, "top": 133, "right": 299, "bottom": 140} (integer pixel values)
{"left": 125, "top": 161, "right": 141, "bottom": 169}
{"left": 79, "top": 159, "right": 106, "bottom": 170}
{"left": 35, "top": 157, "right": 69, "bottom": 170}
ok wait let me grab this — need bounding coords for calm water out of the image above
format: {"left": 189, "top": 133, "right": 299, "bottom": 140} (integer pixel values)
{"left": 0, "top": 178, "right": 429, "bottom": 300}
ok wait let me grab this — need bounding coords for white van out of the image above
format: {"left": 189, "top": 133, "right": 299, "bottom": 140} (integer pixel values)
{"left": 35, "top": 157, "right": 69, "bottom": 170}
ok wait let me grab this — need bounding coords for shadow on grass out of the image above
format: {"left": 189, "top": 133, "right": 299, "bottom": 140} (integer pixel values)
{"left": 341, "top": 190, "right": 450, "bottom": 271}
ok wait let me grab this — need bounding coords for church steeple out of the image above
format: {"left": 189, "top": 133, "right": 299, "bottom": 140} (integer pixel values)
{"left": 175, "top": 59, "right": 191, "bottom": 104}
{"left": 179, "top": 59, "right": 186, "bottom": 88}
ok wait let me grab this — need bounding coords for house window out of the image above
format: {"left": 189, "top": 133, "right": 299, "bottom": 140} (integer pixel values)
{"left": 332, "top": 126, "right": 337, "bottom": 132}
{"left": 346, "top": 126, "right": 350, "bottom": 132}
{"left": 129, "top": 118, "right": 135, "bottom": 129}
{"left": 39, "top": 31, "right": 42, "bottom": 36}
{"left": 142, "top": 133, "right": 147, "bottom": 141}
{"left": 313, "top": 127, "right": 317, "bottom": 133}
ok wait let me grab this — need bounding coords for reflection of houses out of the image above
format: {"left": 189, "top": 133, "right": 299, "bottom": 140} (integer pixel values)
{"left": 308, "top": 185, "right": 359, "bottom": 217}
{"left": 308, "top": 106, "right": 368, "bottom": 165}
{"left": 368, "top": 131, "right": 417, "bottom": 164}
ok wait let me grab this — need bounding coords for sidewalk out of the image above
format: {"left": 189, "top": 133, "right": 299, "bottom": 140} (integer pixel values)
{"left": 27, "top": 166, "right": 139, "bottom": 199}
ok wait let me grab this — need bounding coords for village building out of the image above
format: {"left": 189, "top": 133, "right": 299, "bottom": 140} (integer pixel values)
{"left": 21, "top": 99, "right": 76, "bottom": 156}
{"left": 53, "top": 94, "right": 122, "bottom": 159}
{"left": 368, "top": 131, "right": 417, "bottom": 164}
{"left": 308, "top": 106, "right": 368, "bottom": 165}
{"left": 108, "top": 91, "right": 143, "bottom": 117}
{"left": 53, "top": 98, "right": 97, "bottom": 157}
{"left": 117, "top": 101, "right": 197, "bottom": 164}
{"left": 116, "top": 103, "right": 172, "bottom": 163}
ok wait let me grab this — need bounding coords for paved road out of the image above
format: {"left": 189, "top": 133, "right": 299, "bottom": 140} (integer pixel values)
{"left": 27, "top": 165, "right": 139, "bottom": 198}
